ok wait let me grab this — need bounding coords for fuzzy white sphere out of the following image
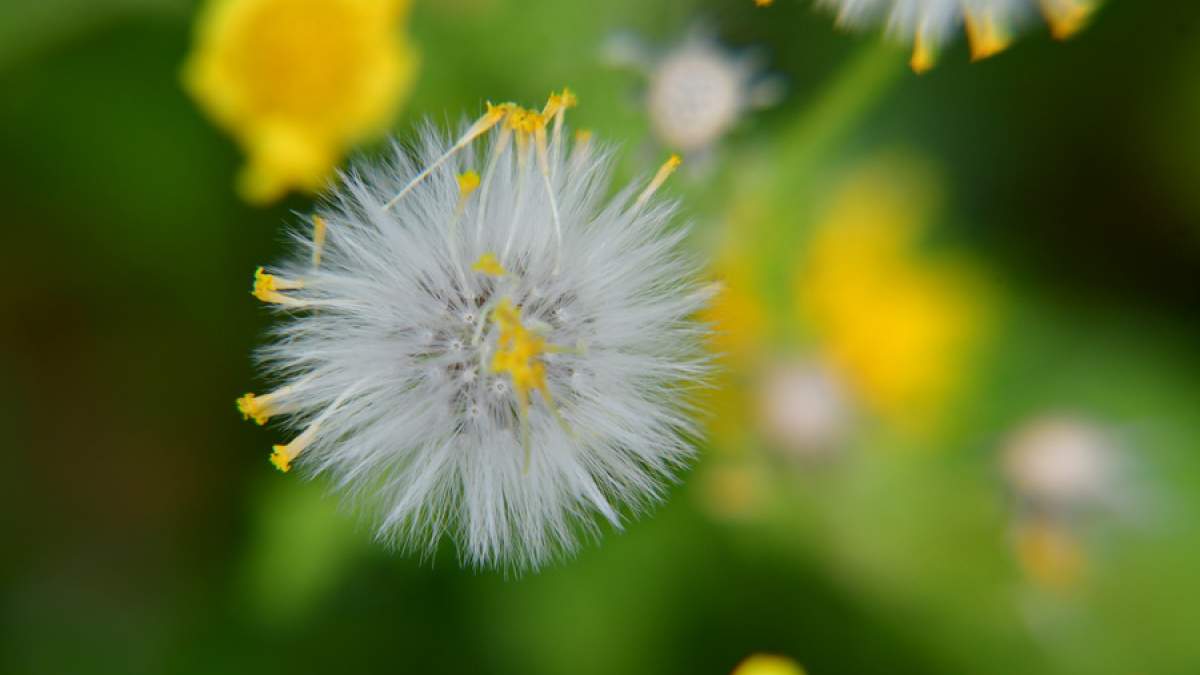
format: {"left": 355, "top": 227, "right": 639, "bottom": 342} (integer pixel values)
{"left": 757, "top": 359, "right": 850, "bottom": 459}
{"left": 647, "top": 41, "right": 750, "bottom": 153}
{"left": 604, "top": 28, "right": 781, "bottom": 156}
{"left": 1003, "top": 416, "right": 1115, "bottom": 512}
{"left": 242, "top": 98, "right": 711, "bottom": 570}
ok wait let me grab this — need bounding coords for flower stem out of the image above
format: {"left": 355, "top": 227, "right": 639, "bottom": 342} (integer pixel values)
{"left": 775, "top": 39, "right": 906, "bottom": 195}
{"left": 760, "top": 40, "right": 907, "bottom": 341}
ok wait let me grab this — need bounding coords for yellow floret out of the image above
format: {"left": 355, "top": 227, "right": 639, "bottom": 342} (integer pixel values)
{"left": 252, "top": 266, "right": 304, "bottom": 304}
{"left": 269, "top": 445, "right": 293, "bottom": 472}
{"left": 236, "top": 393, "right": 272, "bottom": 425}
{"left": 457, "top": 170, "right": 481, "bottom": 197}
{"left": 471, "top": 252, "right": 507, "bottom": 277}
{"left": 490, "top": 299, "right": 549, "bottom": 402}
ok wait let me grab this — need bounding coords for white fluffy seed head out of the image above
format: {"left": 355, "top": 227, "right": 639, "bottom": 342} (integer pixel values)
{"left": 648, "top": 41, "right": 749, "bottom": 152}
{"left": 815, "top": 0, "right": 1096, "bottom": 69}
{"left": 757, "top": 359, "right": 850, "bottom": 459}
{"left": 1002, "top": 415, "right": 1117, "bottom": 513}
{"left": 640, "top": 30, "right": 780, "bottom": 154}
{"left": 246, "top": 100, "right": 712, "bottom": 570}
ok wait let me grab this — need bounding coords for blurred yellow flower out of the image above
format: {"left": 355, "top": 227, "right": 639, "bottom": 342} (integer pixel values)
{"left": 731, "top": 654, "right": 807, "bottom": 675}
{"left": 1013, "top": 518, "right": 1085, "bottom": 592}
{"left": 796, "top": 160, "right": 988, "bottom": 437}
{"left": 699, "top": 242, "right": 770, "bottom": 447}
{"left": 183, "top": 0, "right": 419, "bottom": 204}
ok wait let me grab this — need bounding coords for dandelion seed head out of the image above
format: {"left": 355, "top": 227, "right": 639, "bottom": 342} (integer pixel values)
{"left": 605, "top": 28, "right": 781, "bottom": 155}
{"left": 649, "top": 43, "right": 746, "bottom": 152}
{"left": 1003, "top": 415, "right": 1117, "bottom": 513}
{"left": 241, "top": 92, "right": 712, "bottom": 570}
{"left": 813, "top": 0, "right": 1100, "bottom": 71}
{"left": 757, "top": 359, "right": 850, "bottom": 459}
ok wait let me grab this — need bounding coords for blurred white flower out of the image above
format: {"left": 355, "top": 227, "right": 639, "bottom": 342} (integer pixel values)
{"left": 238, "top": 92, "right": 712, "bottom": 569}
{"left": 812, "top": 0, "right": 1100, "bottom": 71}
{"left": 1002, "top": 415, "right": 1117, "bottom": 514}
{"left": 757, "top": 359, "right": 851, "bottom": 459}
{"left": 604, "top": 28, "right": 782, "bottom": 158}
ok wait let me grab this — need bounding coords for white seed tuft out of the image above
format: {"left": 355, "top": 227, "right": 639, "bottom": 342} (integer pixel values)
{"left": 243, "top": 95, "right": 712, "bottom": 570}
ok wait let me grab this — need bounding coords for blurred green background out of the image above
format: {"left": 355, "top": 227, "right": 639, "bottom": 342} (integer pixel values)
{"left": 3, "top": 0, "right": 1200, "bottom": 673}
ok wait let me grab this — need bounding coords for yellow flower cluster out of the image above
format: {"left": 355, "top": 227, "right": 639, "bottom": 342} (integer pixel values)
{"left": 704, "top": 156, "right": 990, "bottom": 445}
{"left": 801, "top": 163, "right": 988, "bottom": 437}
{"left": 796, "top": 161, "right": 989, "bottom": 437}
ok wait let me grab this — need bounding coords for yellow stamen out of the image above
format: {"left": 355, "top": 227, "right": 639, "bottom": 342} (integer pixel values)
{"left": 491, "top": 299, "right": 549, "bottom": 397}
{"left": 236, "top": 392, "right": 275, "bottom": 425}
{"left": 269, "top": 447, "right": 292, "bottom": 472}
{"left": 502, "top": 107, "right": 541, "bottom": 259}
{"left": 545, "top": 88, "right": 576, "bottom": 166}
{"left": 505, "top": 106, "right": 545, "bottom": 136}
{"left": 266, "top": 382, "right": 360, "bottom": 473}
{"left": 910, "top": 29, "right": 937, "bottom": 74}
{"left": 633, "top": 153, "right": 682, "bottom": 210}
{"left": 384, "top": 102, "right": 512, "bottom": 210}
{"left": 311, "top": 215, "right": 327, "bottom": 267}
{"left": 253, "top": 266, "right": 304, "bottom": 305}
{"left": 491, "top": 297, "right": 572, "bottom": 471}
{"left": 1040, "top": 0, "right": 1096, "bottom": 40}
{"left": 455, "top": 170, "right": 481, "bottom": 217}
{"left": 964, "top": 9, "right": 1012, "bottom": 61}
{"left": 269, "top": 420, "right": 320, "bottom": 473}
{"left": 574, "top": 129, "right": 592, "bottom": 144}
{"left": 541, "top": 87, "right": 578, "bottom": 118}
{"left": 472, "top": 252, "right": 507, "bottom": 277}
{"left": 457, "top": 170, "right": 480, "bottom": 197}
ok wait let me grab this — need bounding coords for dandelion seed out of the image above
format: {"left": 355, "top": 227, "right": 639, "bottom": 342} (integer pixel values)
{"left": 240, "top": 91, "right": 712, "bottom": 569}
{"left": 811, "top": 0, "right": 1101, "bottom": 71}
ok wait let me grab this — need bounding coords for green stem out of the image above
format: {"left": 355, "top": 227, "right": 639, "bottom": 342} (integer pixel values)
{"left": 775, "top": 40, "right": 907, "bottom": 185}
{"left": 759, "top": 40, "right": 907, "bottom": 345}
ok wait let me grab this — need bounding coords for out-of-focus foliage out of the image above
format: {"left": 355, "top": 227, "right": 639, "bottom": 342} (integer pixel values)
{"left": 3, "top": 0, "right": 1200, "bottom": 674}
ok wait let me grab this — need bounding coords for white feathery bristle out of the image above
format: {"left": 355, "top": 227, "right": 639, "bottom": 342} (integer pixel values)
{"left": 243, "top": 96, "right": 712, "bottom": 570}
{"left": 815, "top": 0, "right": 1062, "bottom": 56}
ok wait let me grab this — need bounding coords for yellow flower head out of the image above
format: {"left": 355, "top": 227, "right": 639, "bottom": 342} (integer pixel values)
{"left": 183, "top": 0, "right": 419, "bottom": 203}
{"left": 1013, "top": 518, "right": 1085, "bottom": 592}
{"left": 731, "top": 654, "right": 807, "bottom": 675}
{"left": 796, "top": 159, "right": 989, "bottom": 437}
